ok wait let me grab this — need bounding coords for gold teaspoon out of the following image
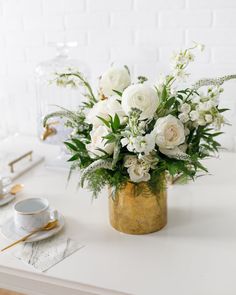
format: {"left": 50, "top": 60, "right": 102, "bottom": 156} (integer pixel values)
{"left": 1, "top": 220, "right": 58, "bottom": 252}
{"left": 0, "top": 184, "right": 24, "bottom": 199}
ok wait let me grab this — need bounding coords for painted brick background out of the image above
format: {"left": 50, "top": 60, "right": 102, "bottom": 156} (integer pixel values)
{"left": 0, "top": 0, "right": 235, "bottom": 149}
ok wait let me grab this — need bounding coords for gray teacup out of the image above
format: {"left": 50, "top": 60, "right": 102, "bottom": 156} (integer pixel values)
{"left": 14, "top": 198, "right": 51, "bottom": 232}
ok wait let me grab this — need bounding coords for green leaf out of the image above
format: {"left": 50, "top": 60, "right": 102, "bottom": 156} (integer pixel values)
{"left": 112, "top": 90, "right": 122, "bottom": 97}
{"left": 113, "top": 113, "right": 120, "bottom": 130}
{"left": 71, "top": 138, "right": 86, "bottom": 150}
{"left": 124, "top": 65, "right": 130, "bottom": 75}
{"left": 64, "top": 142, "right": 78, "bottom": 151}
{"left": 218, "top": 108, "right": 229, "bottom": 113}
{"left": 161, "top": 85, "right": 168, "bottom": 101}
{"left": 95, "top": 148, "right": 109, "bottom": 156}
{"left": 164, "top": 97, "right": 176, "bottom": 109}
{"left": 97, "top": 116, "right": 110, "bottom": 128}
{"left": 67, "top": 153, "right": 80, "bottom": 162}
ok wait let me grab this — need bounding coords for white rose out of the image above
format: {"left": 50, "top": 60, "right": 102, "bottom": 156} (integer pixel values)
{"left": 86, "top": 126, "right": 115, "bottom": 158}
{"left": 124, "top": 155, "right": 138, "bottom": 167}
{"left": 86, "top": 96, "right": 125, "bottom": 128}
{"left": 154, "top": 114, "right": 185, "bottom": 149}
{"left": 99, "top": 66, "right": 131, "bottom": 98}
{"left": 122, "top": 84, "right": 160, "bottom": 120}
{"left": 127, "top": 164, "right": 151, "bottom": 183}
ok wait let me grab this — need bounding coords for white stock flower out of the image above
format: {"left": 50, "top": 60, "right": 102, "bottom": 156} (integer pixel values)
{"left": 195, "top": 42, "right": 205, "bottom": 52}
{"left": 122, "top": 133, "right": 155, "bottom": 155}
{"left": 86, "top": 126, "right": 115, "bottom": 157}
{"left": 178, "top": 113, "right": 189, "bottom": 123}
{"left": 198, "top": 101, "right": 214, "bottom": 112}
{"left": 122, "top": 84, "right": 160, "bottom": 120}
{"left": 86, "top": 96, "right": 125, "bottom": 128}
{"left": 189, "top": 110, "right": 199, "bottom": 121}
{"left": 197, "top": 118, "right": 206, "bottom": 126}
{"left": 99, "top": 66, "right": 131, "bottom": 97}
{"left": 154, "top": 115, "right": 185, "bottom": 149}
{"left": 205, "top": 114, "right": 213, "bottom": 123}
{"left": 180, "top": 103, "right": 191, "bottom": 114}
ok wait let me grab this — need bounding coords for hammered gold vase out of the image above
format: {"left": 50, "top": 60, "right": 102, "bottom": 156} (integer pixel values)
{"left": 109, "top": 177, "right": 167, "bottom": 235}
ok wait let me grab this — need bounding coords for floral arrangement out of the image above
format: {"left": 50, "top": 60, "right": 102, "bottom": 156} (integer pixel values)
{"left": 43, "top": 43, "right": 236, "bottom": 198}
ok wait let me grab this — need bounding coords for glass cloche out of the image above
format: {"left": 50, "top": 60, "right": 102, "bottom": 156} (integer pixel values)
{"left": 35, "top": 42, "right": 89, "bottom": 169}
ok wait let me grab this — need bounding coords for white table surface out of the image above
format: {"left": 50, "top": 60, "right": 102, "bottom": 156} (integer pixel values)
{"left": 0, "top": 135, "right": 236, "bottom": 295}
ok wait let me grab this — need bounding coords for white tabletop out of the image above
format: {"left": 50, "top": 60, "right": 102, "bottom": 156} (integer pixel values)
{"left": 0, "top": 135, "right": 236, "bottom": 295}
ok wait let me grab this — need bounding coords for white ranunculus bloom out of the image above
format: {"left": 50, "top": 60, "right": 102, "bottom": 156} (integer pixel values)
{"left": 121, "top": 84, "right": 160, "bottom": 120}
{"left": 154, "top": 115, "right": 185, "bottom": 149}
{"left": 86, "top": 100, "right": 109, "bottom": 128}
{"left": 99, "top": 66, "right": 131, "bottom": 98}
{"left": 86, "top": 126, "right": 115, "bottom": 158}
{"left": 86, "top": 96, "right": 125, "bottom": 128}
{"left": 107, "top": 95, "right": 126, "bottom": 121}
{"left": 127, "top": 165, "right": 151, "bottom": 183}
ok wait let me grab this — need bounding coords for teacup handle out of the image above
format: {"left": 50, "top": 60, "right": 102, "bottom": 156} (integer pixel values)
{"left": 50, "top": 209, "right": 58, "bottom": 221}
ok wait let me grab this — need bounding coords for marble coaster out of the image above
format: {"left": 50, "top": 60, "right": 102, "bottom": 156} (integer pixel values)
{"left": 13, "top": 233, "right": 85, "bottom": 272}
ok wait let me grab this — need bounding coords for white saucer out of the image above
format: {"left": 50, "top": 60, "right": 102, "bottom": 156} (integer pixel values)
{"left": 1, "top": 212, "right": 65, "bottom": 243}
{"left": 0, "top": 194, "right": 15, "bottom": 207}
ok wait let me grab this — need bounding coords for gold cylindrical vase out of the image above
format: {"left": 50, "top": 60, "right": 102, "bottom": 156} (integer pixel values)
{"left": 109, "top": 177, "right": 167, "bottom": 235}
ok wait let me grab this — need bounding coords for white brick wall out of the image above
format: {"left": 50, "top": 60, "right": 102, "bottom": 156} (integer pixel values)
{"left": 0, "top": 0, "right": 235, "bottom": 145}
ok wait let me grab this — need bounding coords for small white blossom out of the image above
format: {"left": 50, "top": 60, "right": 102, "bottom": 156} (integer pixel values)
{"left": 123, "top": 133, "right": 155, "bottom": 155}
{"left": 178, "top": 113, "right": 189, "bottom": 123}
{"left": 184, "top": 128, "right": 190, "bottom": 136}
{"left": 205, "top": 114, "right": 213, "bottom": 123}
{"left": 180, "top": 103, "right": 191, "bottom": 114}
{"left": 197, "top": 118, "right": 206, "bottom": 126}
{"left": 195, "top": 42, "right": 205, "bottom": 52}
{"left": 189, "top": 110, "right": 199, "bottom": 121}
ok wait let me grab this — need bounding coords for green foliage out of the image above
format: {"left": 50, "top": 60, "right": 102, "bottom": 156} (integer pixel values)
{"left": 137, "top": 76, "right": 148, "bottom": 84}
